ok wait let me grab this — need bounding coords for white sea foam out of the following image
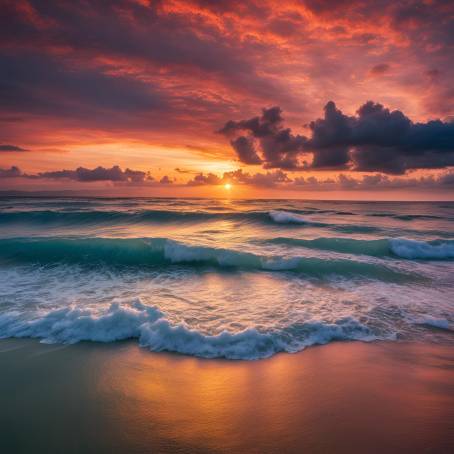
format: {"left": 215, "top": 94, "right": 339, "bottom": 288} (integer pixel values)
{"left": 414, "top": 316, "right": 450, "bottom": 330}
{"left": 261, "top": 257, "right": 302, "bottom": 271}
{"left": 0, "top": 300, "right": 163, "bottom": 343}
{"left": 389, "top": 238, "right": 454, "bottom": 259}
{"left": 162, "top": 240, "right": 260, "bottom": 268}
{"left": 269, "top": 210, "right": 307, "bottom": 224}
{"left": 0, "top": 300, "right": 376, "bottom": 360}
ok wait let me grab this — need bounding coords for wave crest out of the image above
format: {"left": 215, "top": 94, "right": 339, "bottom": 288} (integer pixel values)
{"left": 0, "top": 300, "right": 376, "bottom": 359}
{"left": 0, "top": 237, "right": 413, "bottom": 281}
{"left": 269, "top": 210, "right": 308, "bottom": 224}
{"left": 267, "top": 237, "right": 454, "bottom": 260}
{"left": 389, "top": 238, "right": 454, "bottom": 259}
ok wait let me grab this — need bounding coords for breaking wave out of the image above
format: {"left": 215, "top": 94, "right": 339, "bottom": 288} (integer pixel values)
{"left": 269, "top": 210, "right": 309, "bottom": 224}
{"left": 0, "top": 300, "right": 376, "bottom": 360}
{"left": 0, "top": 237, "right": 415, "bottom": 281}
{"left": 412, "top": 316, "right": 451, "bottom": 330}
{"left": 267, "top": 237, "right": 454, "bottom": 260}
{"left": 388, "top": 238, "right": 454, "bottom": 259}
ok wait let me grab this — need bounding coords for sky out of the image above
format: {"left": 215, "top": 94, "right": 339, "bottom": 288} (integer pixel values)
{"left": 1, "top": 0, "right": 453, "bottom": 199}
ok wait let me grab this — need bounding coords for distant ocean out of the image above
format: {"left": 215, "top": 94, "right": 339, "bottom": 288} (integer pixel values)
{"left": 0, "top": 197, "right": 453, "bottom": 359}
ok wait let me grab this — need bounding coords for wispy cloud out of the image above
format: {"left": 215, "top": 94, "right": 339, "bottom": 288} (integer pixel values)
{"left": 0, "top": 144, "right": 28, "bottom": 152}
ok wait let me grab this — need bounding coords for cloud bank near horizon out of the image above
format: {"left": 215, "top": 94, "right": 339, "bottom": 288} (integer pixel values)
{"left": 1, "top": 165, "right": 453, "bottom": 192}
{"left": 0, "top": 165, "right": 172, "bottom": 186}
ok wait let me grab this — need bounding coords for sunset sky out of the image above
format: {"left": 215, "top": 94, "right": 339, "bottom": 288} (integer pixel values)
{"left": 1, "top": 0, "right": 453, "bottom": 199}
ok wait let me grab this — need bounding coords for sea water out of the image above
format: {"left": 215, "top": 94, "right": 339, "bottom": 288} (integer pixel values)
{"left": 0, "top": 197, "right": 452, "bottom": 359}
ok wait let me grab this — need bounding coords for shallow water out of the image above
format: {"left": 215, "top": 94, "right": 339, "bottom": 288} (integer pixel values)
{"left": 0, "top": 197, "right": 453, "bottom": 359}
{"left": 1, "top": 339, "right": 453, "bottom": 453}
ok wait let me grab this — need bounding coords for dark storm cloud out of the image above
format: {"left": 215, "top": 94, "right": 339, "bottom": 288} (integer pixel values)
{"left": 219, "top": 106, "right": 307, "bottom": 169}
{"left": 0, "top": 144, "right": 28, "bottom": 151}
{"left": 230, "top": 136, "right": 262, "bottom": 164}
{"left": 309, "top": 101, "right": 454, "bottom": 174}
{"left": 220, "top": 101, "right": 454, "bottom": 174}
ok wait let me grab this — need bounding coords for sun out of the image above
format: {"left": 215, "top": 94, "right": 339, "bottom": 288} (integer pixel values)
{"left": 224, "top": 183, "right": 232, "bottom": 190}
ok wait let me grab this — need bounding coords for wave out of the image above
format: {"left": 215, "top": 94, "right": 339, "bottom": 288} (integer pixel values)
{"left": 0, "top": 237, "right": 413, "bottom": 281}
{"left": 0, "top": 209, "right": 320, "bottom": 227}
{"left": 393, "top": 214, "right": 444, "bottom": 221}
{"left": 368, "top": 212, "right": 444, "bottom": 220}
{"left": 2, "top": 209, "right": 452, "bottom": 239}
{"left": 0, "top": 209, "right": 230, "bottom": 225}
{"left": 388, "top": 238, "right": 454, "bottom": 259}
{"left": 267, "top": 237, "right": 454, "bottom": 260}
{"left": 269, "top": 210, "right": 310, "bottom": 224}
{"left": 268, "top": 237, "right": 390, "bottom": 256}
{"left": 0, "top": 208, "right": 326, "bottom": 227}
{"left": 268, "top": 211, "right": 392, "bottom": 234}
{"left": 412, "top": 316, "right": 451, "bottom": 330}
{"left": 0, "top": 299, "right": 376, "bottom": 359}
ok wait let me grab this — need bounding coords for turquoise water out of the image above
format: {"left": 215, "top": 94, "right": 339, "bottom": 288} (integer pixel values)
{"left": 0, "top": 197, "right": 453, "bottom": 359}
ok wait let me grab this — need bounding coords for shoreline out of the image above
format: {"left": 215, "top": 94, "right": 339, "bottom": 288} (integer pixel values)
{"left": 1, "top": 339, "right": 453, "bottom": 453}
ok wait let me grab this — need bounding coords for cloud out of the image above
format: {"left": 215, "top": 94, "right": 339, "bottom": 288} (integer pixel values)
{"left": 187, "top": 172, "right": 222, "bottom": 186}
{"left": 224, "top": 169, "right": 291, "bottom": 186}
{"left": 185, "top": 166, "right": 454, "bottom": 191}
{"left": 2, "top": 163, "right": 453, "bottom": 192}
{"left": 369, "top": 63, "right": 390, "bottom": 76}
{"left": 0, "top": 165, "right": 172, "bottom": 187}
{"left": 219, "top": 106, "right": 307, "bottom": 169}
{"left": 186, "top": 168, "right": 290, "bottom": 187}
{"left": 175, "top": 168, "right": 197, "bottom": 174}
{"left": 0, "top": 166, "right": 23, "bottom": 178}
{"left": 0, "top": 0, "right": 289, "bottom": 133}
{"left": 220, "top": 101, "right": 454, "bottom": 174}
{"left": 0, "top": 144, "right": 28, "bottom": 151}
{"left": 159, "top": 175, "right": 173, "bottom": 184}
{"left": 1, "top": 0, "right": 453, "bottom": 160}
{"left": 229, "top": 136, "right": 262, "bottom": 164}
{"left": 38, "top": 166, "right": 154, "bottom": 183}
{"left": 293, "top": 171, "right": 454, "bottom": 191}
{"left": 0, "top": 53, "right": 166, "bottom": 124}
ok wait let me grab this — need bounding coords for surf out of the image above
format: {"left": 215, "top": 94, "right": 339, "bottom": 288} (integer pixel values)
{"left": 0, "top": 237, "right": 416, "bottom": 281}
{"left": 0, "top": 299, "right": 377, "bottom": 360}
{"left": 265, "top": 237, "right": 454, "bottom": 260}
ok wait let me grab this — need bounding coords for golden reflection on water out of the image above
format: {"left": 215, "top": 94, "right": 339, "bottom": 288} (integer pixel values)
{"left": 94, "top": 342, "right": 454, "bottom": 453}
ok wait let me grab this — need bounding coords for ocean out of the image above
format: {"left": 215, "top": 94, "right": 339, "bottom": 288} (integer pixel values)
{"left": 0, "top": 197, "right": 453, "bottom": 359}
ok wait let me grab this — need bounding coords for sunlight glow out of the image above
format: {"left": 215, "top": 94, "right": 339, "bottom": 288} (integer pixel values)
{"left": 224, "top": 183, "right": 232, "bottom": 190}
